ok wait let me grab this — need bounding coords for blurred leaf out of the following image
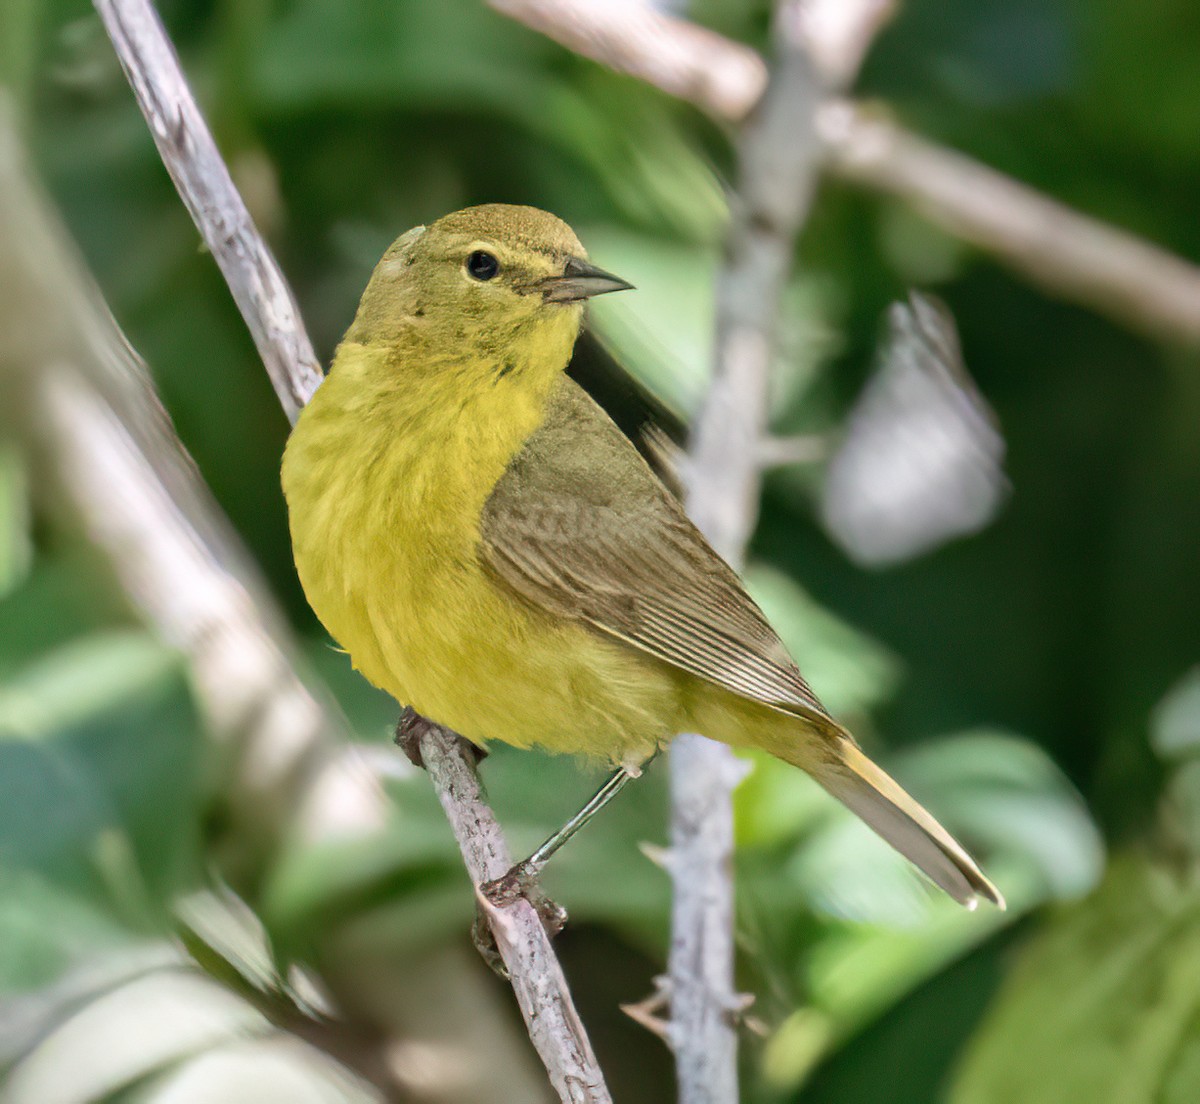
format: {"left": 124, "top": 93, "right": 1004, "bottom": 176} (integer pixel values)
{"left": 126, "top": 1035, "right": 380, "bottom": 1104}
{"left": 0, "top": 866, "right": 134, "bottom": 995}
{"left": 261, "top": 820, "right": 464, "bottom": 957}
{"left": 1151, "top": 666, "right": 1200, "bottom": 762}
{"left": 584, "top": 230, "right": 717, "bottom": 416}
{"left": 255, "top": 0, "right": 546, "bottom": 112}
{"left": 756, "top": 730, "right": 1102, "bottom": 1090}
{"left": 735, "top": 751, "right": 832, "bottom": 852}
{"left": 0, "top": 631, "right": 203, "bottom": 925}
{"left": 896, "top": 731, "right": 1105, "bottom": 904}
{"left": 2, "top": 966, "right": 269, "bottom": 1103}
{"left": 951, "top": 857, "right": 1200, "bottom": 1104}
{"left": 0, "top": 630, "right": 179, "bottom": 738}
{"left": 0, "top": 440, "right": 32, "bottom": 601}
{"left": 175, "top": 886, "right": 289, "bottom": 1003}
{"left": 0, "top": 549, "right": 131, "bottom": 681}
{"left": 1161, "top": 761, "right": 1200, "bottom": 859}
{"left": 745, "top": 563, "right": 901, "bottom": 721}
{"left": 820, "top": 294, "right": 1008, "bottom": 567}
{"left": 1079, "top": 0, "right": 1200, "bottom": 169}
{"left": 588, "top": 230, "right": 844, "bottom": 429}
{"left": 876, "top": 201, "right": 969, "bottom": 286}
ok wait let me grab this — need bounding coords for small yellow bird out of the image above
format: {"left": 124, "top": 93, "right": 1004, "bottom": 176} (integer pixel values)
{"left": 282, "top": 204, "right": 1002, "bottom": 909}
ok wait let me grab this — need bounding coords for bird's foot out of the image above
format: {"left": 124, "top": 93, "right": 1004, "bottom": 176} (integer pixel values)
{"left": 393, "top": 706, "right": 428, "bottom": 768}
{"left": 394, "top": 707, "right": 487, "bottom": 769}
{"left": 471, "top": 910, "right": 509, "bottom": 978}
{"left": 472, "top": 860, "right": 568, "bottom": 975}
{"left": 482, "top": 860, "right": 568, "bottom": 935}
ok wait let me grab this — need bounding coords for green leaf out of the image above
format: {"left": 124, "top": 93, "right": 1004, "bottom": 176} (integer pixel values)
{"left": 952, "top": 857, "right": 1200, "bottom": 1104}
{"left": 0, "top": 866, "right": 133, "bottom": 994}
{"left": 2, "top": 966, "right": 270, "bottom": 1103}
{"left": 0, "top": 631, "right": 203, "bottom": 929}
{"left": 124, "top": 1036, "right": 378, "bottom": 1104}
{"left": 744, "top": 563, "right": 901, "bottom": 720}
{"left": 755, "top": 731, "right": 1103, "bottom": 1090}
{"left": 0, "top": 440, "right": 31, "bottom": 601}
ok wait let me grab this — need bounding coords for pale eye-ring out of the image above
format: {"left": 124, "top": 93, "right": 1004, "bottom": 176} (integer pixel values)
{"left": 466, "top": 250, "right": 500, "bottom": 281}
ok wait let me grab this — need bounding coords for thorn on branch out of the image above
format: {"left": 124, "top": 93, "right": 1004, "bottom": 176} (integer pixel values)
{"left": 620, "top": 977, "right": 673, "bottom": 1045}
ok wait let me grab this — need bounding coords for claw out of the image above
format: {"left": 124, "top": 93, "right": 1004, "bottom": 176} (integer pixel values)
{"left": 471, "top": 864, "right": 568, "bottom": 977}
{"left": 472, "top": 907, "right": 510, "bottom": 978}
{"left": 482, "top": 862, "right": 568, "bottom": 937}
{"left": 394, "top": 708, "right": 487, "bottom": 769}
{"left": 393, "top": 706, "right": 428, "bottom": 768}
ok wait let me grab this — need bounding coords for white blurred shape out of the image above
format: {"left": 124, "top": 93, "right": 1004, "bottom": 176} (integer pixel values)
{"left": 145, "top": 1036, "right": 378, "bottom": 1104}
{"left": 820, "top": 292, "right": 1007, "bottom": 566}
{"left": 3, "top": 969, "right": 266, "bottom": 1104}
{"left": 1151, "top": 666, "right": 1200, "bottom": 761}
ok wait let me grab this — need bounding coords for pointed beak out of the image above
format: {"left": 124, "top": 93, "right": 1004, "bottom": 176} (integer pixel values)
{"left": 540, "top": 256, "right": 635, "bottom": 303}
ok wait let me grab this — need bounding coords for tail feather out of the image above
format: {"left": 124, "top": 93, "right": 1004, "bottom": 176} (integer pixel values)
{"left": 811, "top": 742, "right": 1004, "bottom": 910}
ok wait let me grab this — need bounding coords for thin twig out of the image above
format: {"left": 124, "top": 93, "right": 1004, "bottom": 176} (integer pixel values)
{"left": 491, "top": 0, "right": 1200, "bottom": 348}
{"left": 93, "top": 0, "right": 322, "bottom": 422}
{"left": 818, "top": 101, "right": 1200, "bottom": 346}
{"left": 419, "top": 721, "right": 609, "bottom": 1103}
{"left": 89, "top": 1, "right": 611, "bottom": 1098}
{"left": 666, "top": 5, "right": 895, "bottom": 1098}
{"left": 488, "top": 0, "right": 766, "bottom": 121}
{"left": 669, "top": 5, "right": 829, "bottom": 1100}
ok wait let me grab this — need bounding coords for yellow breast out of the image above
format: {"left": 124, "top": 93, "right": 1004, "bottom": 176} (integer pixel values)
{"left": 283, "top": 336, "right": 546, "bottom": 682}
{"left": 282, "top": 331, "right": 674, "bottom": 760}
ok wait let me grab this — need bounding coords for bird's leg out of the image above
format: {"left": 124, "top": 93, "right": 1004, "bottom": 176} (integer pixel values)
{"left": 480, "top": 749, "right": 661, "bottom": 925}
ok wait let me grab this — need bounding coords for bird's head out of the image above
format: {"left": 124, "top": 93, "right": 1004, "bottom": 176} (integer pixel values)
{"left": 345, "top": 205, "right": 633, "bottom": 358}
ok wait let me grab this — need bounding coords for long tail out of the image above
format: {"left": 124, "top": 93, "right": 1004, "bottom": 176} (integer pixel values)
{"left": 805, "top": 741, "right": 1005, "bottom": 910}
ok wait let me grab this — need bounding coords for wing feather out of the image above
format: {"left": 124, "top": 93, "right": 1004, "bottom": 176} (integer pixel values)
{"left": 479, "top": 378, "right": 830, "bottom": 722}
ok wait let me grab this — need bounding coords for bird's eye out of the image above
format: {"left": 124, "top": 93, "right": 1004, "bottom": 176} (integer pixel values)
{"left": 466, "top": 250, "right": 500, "bottom": 281}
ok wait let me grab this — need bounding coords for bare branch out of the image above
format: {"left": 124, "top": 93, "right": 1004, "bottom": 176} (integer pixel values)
{"left": 491, "top": 0, "right": 1200, "bottom": 349}
{"left": 793, "top": 0, "right": 898, "bottom": 88}
{"left": 756, "top": 433, "right": 827, "bottom": 469}
{"left": 819, "top": 101, "right": 1200, "bottom": 347}
{"left": 669, "top": 7, "right": 829, "bottom": 1099}
{"left": 0, "top": 103, "right": 350, "bottom": 858}
{"left": 93, "top": 0, "right": 323, "bottom": 422}
{"left": 419, "top": 723, "right": 611, "bottom": 1103}
{"left": 88, "top": 1, "right": 611, "bottom": 1098}
{"left": 488, "top": 0, "right": 766, "bottom": 121}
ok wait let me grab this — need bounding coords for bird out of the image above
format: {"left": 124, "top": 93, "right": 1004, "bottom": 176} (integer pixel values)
{"left": 281, "top": 203, "right": 1003, "bottom": 910}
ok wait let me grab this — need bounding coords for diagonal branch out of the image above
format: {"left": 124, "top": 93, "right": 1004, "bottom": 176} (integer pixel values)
{"left": 491, "top": 0, "right": 1200, "bottom": 349}
{"left": 489, "top": 0, "right": 766, "bottom": 121}
{"left": 89, "top": 1, "right": 611, "bottom": 1099}
{"left": 818, "top": 101, "right": 1200, "bottom": 346}
{"left": 94, "top": 0, "right": 322, "bottom": 423}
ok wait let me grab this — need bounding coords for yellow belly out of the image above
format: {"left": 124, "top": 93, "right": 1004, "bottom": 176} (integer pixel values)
{"left": 282, "top": 346, "right": 680, "bottom": 763}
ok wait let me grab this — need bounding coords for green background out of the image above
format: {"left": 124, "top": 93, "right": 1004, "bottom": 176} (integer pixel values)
{"left": 2, "top": 0, "right": 1199, "bottom": 1100}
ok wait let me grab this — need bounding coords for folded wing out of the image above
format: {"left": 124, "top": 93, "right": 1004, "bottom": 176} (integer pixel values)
{"left": 480, "top": 378, "right": 832, "bottom": 727}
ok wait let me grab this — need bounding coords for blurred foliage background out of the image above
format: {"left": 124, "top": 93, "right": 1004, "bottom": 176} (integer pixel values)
{"left": 2, "top": 0, "right": 1200, "bottom": 1101}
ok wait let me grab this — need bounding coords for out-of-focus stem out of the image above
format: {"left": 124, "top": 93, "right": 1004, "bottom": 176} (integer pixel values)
{"left": 491, "top": 0, "right": 1200, "bottom": 349}
{"left": 669, "top": 7, "right": 828, "bottom": 1100}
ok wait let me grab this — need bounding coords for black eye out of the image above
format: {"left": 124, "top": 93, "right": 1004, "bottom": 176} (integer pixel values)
{"left": 466, "top": 250, "right": 500, "bottom": 281}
